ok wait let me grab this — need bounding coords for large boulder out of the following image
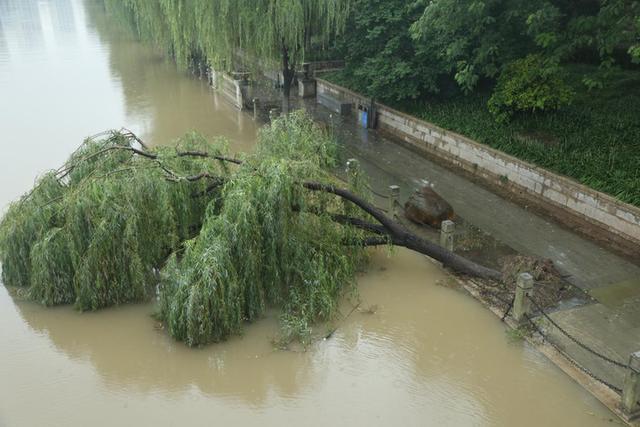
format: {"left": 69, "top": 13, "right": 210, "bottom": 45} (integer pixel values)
{"left": 404, "top": 183, "right": 454, "bottom": 228}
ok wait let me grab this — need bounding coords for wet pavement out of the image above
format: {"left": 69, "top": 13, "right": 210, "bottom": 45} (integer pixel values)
{"left": 298, "top": 94, "right": 640, "bottom": 405}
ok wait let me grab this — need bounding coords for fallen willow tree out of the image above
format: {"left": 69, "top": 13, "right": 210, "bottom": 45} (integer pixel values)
{"left": 0, "top": 112, "right": 500, "bottom": 346}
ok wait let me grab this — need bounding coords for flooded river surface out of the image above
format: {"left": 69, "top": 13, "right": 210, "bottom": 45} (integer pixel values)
{"left": 0, "top": 1, "right": 618, "bottom": 426}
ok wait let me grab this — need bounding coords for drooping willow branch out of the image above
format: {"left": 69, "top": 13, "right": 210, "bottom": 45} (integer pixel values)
{"left": 55, "top": 143, "right": 243, "bottom": 182}
{"left": 51, "top": 130, "right": 501, "bottom": 280}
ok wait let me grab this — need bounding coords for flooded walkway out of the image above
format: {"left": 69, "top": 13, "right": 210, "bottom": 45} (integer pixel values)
{"left": 0, "top": 0, "right": 620, "bottom": 425}
{"left": 303, "top": 91, "right": 640, "bottom": 401}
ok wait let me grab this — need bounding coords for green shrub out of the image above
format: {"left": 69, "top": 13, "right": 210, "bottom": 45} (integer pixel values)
{"left": 488, "top": 55, "right": 574, "bottom": 122}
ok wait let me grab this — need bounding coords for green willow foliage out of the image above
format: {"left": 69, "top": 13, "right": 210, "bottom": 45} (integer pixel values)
{"left": 0, "top": 131, "right": 217, "bottom": 308}
{"left": 106, "top": 0, "right": 351, "bottom": 71}
{"left": 159, "top": 113, "right": 367, "bottom": 345}
{"left": 0, "top": 113, "right": 370, "bottom": 346}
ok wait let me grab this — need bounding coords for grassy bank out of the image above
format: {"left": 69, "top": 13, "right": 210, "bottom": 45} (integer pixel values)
{"left": 324, "top": 67, "right": 640, "bottom": 207}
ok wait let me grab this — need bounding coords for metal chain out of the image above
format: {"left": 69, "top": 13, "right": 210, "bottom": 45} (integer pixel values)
{"left": 368, "top": 185, "right": 389, "bottom": 199}
{"left": 466, "top": 280, "right": 627, "bottom": 395}
{"left": 526, "top": 295, "right": 629, "bottom": 369}
{"left": 501, "top": 294, "right": 515, "bottom": 321}
{"left": 525, "top": 314, "right": 623, "bottom": 393}
{"left": 334, "top": 174, "right": 389, "bottom": 199}
{"left": 467, "top": 275, "right": 629, "bottom": 398}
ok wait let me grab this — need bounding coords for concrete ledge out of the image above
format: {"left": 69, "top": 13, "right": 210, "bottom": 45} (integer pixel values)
{"left": 317, "top": 92, "right": 351, "bottom": 115}
{"left": 210, "top": 69, "right": 248, "bottom": 110}
{"left": 316, "top": 78, "right": 640, "bottom": 252}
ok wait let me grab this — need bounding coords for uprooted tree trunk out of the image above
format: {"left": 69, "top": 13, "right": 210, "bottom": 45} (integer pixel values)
{"left": 54, "top": 144, "right": 501, "bottom": 280}
{"left": 303, "top": 182, "right": 501, "bottom": 280}
{"left": 96, "top": 147, "right": 501, "bottom": 279}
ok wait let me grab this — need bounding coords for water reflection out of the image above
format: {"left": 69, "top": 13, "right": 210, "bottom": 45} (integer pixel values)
{"left": 0, "top": 0, "right": 257, "bottom": 209}
{"left": 12, "top": 298, "right": 316, "bottom": 405}
{"left": 0, "top": 1, "right": 44, "bottom": 54}
{"left": 84, "top": 0, "right": 257, "bottom": 150}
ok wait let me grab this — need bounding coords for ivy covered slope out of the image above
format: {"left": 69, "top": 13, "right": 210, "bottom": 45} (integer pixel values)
{"left": 0, "top": 113, "right": 369, "bottom": 346}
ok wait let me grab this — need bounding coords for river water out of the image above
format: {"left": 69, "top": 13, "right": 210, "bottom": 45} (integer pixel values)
{"left": 0, "top": 1, "right": 618, "bottom": 426}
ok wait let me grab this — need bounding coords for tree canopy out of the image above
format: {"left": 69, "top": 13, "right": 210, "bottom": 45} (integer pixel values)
{"left": 0, "top": 114, "right": 367, "bottom": 345}
{"left": 1, "top": 112, "right": 501, "bottom": 346}
{"left": 334, "top": 0, "right": 639, "bottom": 118}
{"left": 107, "top": 0, "right": 351, "bottom": 110}
{"left": 333, "top": 0, "right": 439, "bottom": 101}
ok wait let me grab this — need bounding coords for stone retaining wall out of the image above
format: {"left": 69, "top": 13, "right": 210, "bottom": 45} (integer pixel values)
{"left": 316, "top": 78, "right": 640, "bottom": 248}
{"left": 210, "top": 69, "right": 248, "bottom": 110}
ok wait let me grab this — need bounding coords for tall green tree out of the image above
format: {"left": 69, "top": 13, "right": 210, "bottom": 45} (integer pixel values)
{"left": 335, "top": 0, "right": 440, "bottom": 101}
{"left": 0, "top": 114, "right": 499, "bottom": 346}
{"left": 410, "top": 0, "right": 541, "bottom": 94}
{"left": 410, "top": 0, "right": 639, "bottom": 117}
{"left": 193, "top": 0, "right": 351, "bottom": 112}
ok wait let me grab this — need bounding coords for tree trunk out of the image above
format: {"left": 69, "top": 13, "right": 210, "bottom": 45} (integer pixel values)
{"left": 281, "top": 42, "right": 295, "bottom": 114}
{"left": 303, "top": 181, "right": 503, "bottom": 281}
{"left": 282, "top": 74, "right": 291, "bottom": 114}
{"left": 82, "top": 134, "right": 502, "bottom": 281}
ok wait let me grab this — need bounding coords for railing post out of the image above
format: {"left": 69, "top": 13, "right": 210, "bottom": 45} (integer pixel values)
{"left": 622, "top": 351, "right": 640, "bottom": 419}
{"left": 512, "top": 272, "right": 534, "bottom": 325}
{"left": 209, "top": 67, "right": 217, "bottom": 89}
{"left": 346, "top": 158, "right": 360, "bottom": 185}
{"left": 440, "top": 220, "right": 455, "bottom": 251}
{"left": 389, "top": 185, "right": 400, "bottom": 219}
{"left": 328, "top": 113, "right": 337, "bottom": 135}
{"left": 252, "top": 98, "right": 259, "bottom": 120}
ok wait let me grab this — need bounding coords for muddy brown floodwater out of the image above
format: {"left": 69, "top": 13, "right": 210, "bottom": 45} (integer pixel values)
{"left": 0, "top": 1, "right": 619, "bottom": 426}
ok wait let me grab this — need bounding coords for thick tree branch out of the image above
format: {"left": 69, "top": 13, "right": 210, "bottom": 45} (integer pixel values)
{"left": 176, "top": 150, "right": 243, "bottom": 164}
{"left": 329, "top": 214, "right": 387, "bottom": 235}
{"left": 304, "top": 181, "right": 502, "bottom": 280}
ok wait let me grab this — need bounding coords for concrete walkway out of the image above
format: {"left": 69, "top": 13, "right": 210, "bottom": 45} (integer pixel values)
{"left": 302, "top": 99, "right": 640, "bottom": 403}
{"left": 544, "top": 281, "right": 640, "bottom": 392}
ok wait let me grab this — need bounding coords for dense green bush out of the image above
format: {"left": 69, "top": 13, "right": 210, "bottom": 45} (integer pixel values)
{"left": 333, "top": 0, "right": 441, "bottom": 101}
{"left": 488, "top": 55, "right": 574, "bottom": 122}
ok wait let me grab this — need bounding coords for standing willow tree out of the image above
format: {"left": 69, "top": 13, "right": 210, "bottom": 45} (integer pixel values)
{"left": 107, "top": 0, "right": 351, "bottom": 112}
